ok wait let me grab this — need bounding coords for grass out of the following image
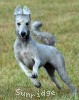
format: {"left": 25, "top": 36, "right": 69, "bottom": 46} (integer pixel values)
{"left": 0, "top": 0, "right": 79, "bottom": 100}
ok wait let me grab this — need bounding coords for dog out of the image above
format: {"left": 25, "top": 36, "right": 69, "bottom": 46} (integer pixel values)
{"left": 14, "top": 5, "right": 77, "bottom": 94}
{"left": 31, "top": 21, "right": 56, "bottom": 46}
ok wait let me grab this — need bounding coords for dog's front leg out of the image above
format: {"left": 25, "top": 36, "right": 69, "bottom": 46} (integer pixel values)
{"left": 18, "top": 61, "right": 41, "bottom": 87}
{"left": 18, "top": 61, "right": 32, "bottom": 78}
{"left": 31, "top": 59, "right": 41, "bottom": 78}
{"left": 30, "top": 78, "right": 41, "bottom": 88}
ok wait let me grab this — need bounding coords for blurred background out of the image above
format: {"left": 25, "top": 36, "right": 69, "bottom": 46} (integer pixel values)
{"left": 0, "top": 0, "right": 79, "bottom": 99}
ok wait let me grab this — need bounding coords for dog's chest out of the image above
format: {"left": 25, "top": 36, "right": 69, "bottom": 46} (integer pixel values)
{"left": 22, "top": 49, "right": 34, "bottom": 65}
{"left": 20, "top": 49, "right": 30, "bottom": 59}
{"left": 17, "top": 47, "right": 34, "bottom": 69}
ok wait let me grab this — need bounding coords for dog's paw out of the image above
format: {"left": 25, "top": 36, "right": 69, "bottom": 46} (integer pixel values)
{"left": 35, "top": 82, "right": 41, "bottom": 88}
{"left": 57, "top": 85, "right": 61, "bottom": 90}
{"left": 31, "top": 72, "right": 38, "bottom": 78}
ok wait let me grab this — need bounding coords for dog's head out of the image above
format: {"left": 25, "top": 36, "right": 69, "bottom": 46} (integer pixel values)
{"left": 14, "top": 6, "right": 31, "bottom": 40}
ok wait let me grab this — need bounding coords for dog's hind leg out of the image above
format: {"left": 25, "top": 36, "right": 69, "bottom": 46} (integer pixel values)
{"left": 44, "top": 63, "right": 61, "bottom": 90}
{"left": 52, "top": 54, "right": 77, "bottom": 94}
{"left": 56, "top": 66, "right": 77, "bottom": 94}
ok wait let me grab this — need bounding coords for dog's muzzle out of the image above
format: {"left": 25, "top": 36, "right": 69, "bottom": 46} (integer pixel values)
{"left": 21, "top": 32, "right": 26, "bottom": 37}
{"left": 19, "top": 31, "right": 30, "bottom": 41}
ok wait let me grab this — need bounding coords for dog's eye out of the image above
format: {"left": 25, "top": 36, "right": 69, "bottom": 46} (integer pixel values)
{"left": 26, "top": 23, "right": 29, "bottom": 26}
{"left": 17, "top": 23, "right": 21, "bottom": 26}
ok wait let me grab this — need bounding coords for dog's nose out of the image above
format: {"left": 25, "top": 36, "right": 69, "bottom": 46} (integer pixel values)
{"left": 21, "top": 32, "right": 26, "bottom": 37}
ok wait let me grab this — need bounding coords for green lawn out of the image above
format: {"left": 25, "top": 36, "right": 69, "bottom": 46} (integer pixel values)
{"left": 0, "top": 0, "right": 79, "bottom": 100}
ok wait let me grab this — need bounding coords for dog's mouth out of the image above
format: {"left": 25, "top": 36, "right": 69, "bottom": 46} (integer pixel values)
{"left": 18, "top": 32, "right": 30, "bottom": 41}
{"left": 20, "top": 35, "right": 26, "bottom": 40}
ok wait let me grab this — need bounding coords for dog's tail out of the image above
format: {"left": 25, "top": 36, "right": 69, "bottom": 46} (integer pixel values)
{"left": 31, "top": 21, "right": 56, "bottom": 46}
{"left": 31, "top": 21, "right": 42, "bottom": 31}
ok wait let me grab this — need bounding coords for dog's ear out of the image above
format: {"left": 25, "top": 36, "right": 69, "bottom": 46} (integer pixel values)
{"left": 23, "top": 6, "right": 31, "bottom": 15}
{"left": 14, "top": 5, "right": 22, "bottom": 16}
